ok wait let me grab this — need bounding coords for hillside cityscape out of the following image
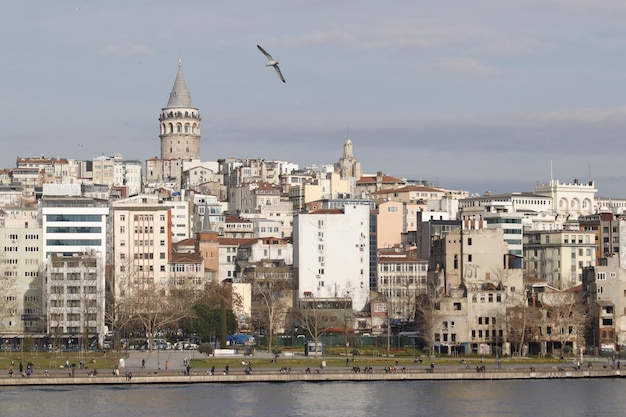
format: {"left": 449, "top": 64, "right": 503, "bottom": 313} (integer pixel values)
{"left": 3, "top": 61, "right": 626, "bottom": 359}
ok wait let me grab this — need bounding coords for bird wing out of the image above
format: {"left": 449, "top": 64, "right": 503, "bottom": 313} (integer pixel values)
{"left": 257, "top": 44, "right": 274, "bottom": 61}
{"left": 273, "top": 65, "right": 286, "bottom": 83}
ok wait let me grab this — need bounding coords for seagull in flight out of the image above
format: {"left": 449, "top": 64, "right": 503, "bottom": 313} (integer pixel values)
{"left": 257, "top": 44, "right": 285, "bottom": 83}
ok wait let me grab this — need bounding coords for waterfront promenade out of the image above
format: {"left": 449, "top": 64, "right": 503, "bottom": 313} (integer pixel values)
{"left": 1, "top": 350, "right": 623, "bottom": 386}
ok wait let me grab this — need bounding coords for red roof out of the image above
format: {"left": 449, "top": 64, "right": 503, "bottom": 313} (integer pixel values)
{"left": 370, "top": 185, "right": 443, "bottom": 195}
{"left": 357, "top": 174, "right": 404, "bottom": 184}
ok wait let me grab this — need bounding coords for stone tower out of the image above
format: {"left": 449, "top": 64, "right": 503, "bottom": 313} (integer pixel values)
{"left": 159, "top": 59, "right": 201, "bottom": 160}
{"left": 334, "top": 138, "right": 362, "bottom": 179}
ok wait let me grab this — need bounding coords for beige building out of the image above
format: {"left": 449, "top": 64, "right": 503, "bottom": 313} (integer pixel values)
{"left": 81, "top": 154, "right": 143, "bottom": 197}
{"left": 0, "top": 209, "right": 44, "bottom": 346}
{"left": 356, "top": 172, "right": 405, "bottom": 197}
{"left": 370, "top": 185, "right": 445, "bottom": 205}
{"left": 229, "top": 181, "right": 282, "bottom": 215}
{"left": 111, "top": 196, "right": 172, "bottom": 294}
{"left": 435, "top": 228, "right": 524, "bottom": 355}
{"left": 524, "top": 229, "right": 596, "bottom": 290}
{"left": 583, "top": 256, "right": 626, "bottom": 353}
{"left": 288, "top": 172, "right": 354, "bottom": 211}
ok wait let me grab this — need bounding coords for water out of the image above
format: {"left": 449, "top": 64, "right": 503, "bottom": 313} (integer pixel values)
{"left": 2, "top": 379, "right": 624, "bottom": 417}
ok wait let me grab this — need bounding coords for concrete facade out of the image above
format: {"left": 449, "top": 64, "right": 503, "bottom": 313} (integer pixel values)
{"left": 294, "top": 204, "right": 370, "bottom": 312}
{"left": 0, "top": 210, "right": 44, "bottom": 342}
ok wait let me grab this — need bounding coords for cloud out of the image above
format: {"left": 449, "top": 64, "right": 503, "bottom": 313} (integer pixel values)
{"left": 536, "top": 107, "right": 626, "bottom": 123}
{"left": 427, "top": 57, "right": 501, "bottom": 77}
{"left": 100, "top": 44, "right": 153, "bottom": 56}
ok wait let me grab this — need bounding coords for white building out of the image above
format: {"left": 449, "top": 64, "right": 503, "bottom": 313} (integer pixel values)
{"left": 294, "top": 204, "right": 370, "bottom": 311}
{"left": 41, "top": 196, "right": 109, "bottom": 347}
{"left": 239, "top": 199, "right": 294, "bottom": 239}
{"left": 193, "top": 193, "right": 225, "bottom": 235}
{"left": 163, "top": 199, "right": 190, "bottom": 243}
{"left": 218, "top": 237, "right": 255, "bottom": 282}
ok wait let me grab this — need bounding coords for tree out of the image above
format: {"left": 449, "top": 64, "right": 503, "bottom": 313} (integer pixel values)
{"left": 414, "top": 293, "right": 438, "bottom": 355}
{"left": 507, "top": 302, "right": 536, "bottom": 357}
{"left": 182, "top": 303, "right": 237, "bottom": 344}
{"left": 544, "top": 291, "right": 589, "bottom": 357}
{"left": 251, "top": 274, "right": 293, "bottom": 355}
{"left": 414, "top": 272, "right": 441, "bottom": 355}
{"left": 293, "top": 299, "right": 335, "bottom": 358}
{"left": 115, "top": 272, "right": 190, "bottom": 351}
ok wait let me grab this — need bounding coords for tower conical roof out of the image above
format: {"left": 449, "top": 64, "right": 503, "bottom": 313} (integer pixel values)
{"left": 166, "top": 58, "right": 194, "bottom": 108}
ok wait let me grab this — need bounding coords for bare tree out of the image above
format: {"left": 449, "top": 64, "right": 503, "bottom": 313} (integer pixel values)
{"left": 543, "top": 291, "right": 588, "bottom": 357}
{"left": 414, "top": 293, "right": 438, "bottom": 355}
{"left": 118, "top": 286, "right": 189, "bottom": 351}
{"left": 197, "top": 280, "right": 242, "bottom": 311}
{"left": 414, "top": 273, "right": 441, "bottom": 355}
{"left": 507, "top": 303, "right": 536, "bottom": 357}
{"left": 293, "top": 299, "right": 335, "bottom": 358}
{"left": 251, "top": 274, "right": 293, "bottom": 355}
{"left": 114, "top": 260, "right": 191, "bottom": 351}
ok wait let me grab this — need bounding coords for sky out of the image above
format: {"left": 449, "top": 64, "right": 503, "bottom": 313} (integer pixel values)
{"left": 3, "top": 1, "right": 626, "bottom": 197}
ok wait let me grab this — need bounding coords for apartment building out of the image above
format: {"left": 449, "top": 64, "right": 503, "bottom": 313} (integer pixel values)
{"left": 294, "top": 204, "right": 371, "bottom": 312}
{"left": 110, "top": 195, "right": 172, "bottom": 292}
{"left": 524, "top": 229, "right": 596, "bottom": 290}
{"left": 0, "top": 208, "right": 43, "bottom": 347}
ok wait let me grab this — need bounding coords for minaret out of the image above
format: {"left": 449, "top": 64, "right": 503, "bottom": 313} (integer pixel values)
{"left": 159, "top": 59, "right": 201, "bottom": 160}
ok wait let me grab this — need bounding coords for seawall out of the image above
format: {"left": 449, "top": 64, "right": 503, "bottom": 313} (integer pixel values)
{"left": 1, "top": 367, "right": 622, "bottom": 387}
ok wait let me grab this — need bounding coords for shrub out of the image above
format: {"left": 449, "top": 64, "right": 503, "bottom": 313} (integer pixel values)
{"left": 198, "top": 343, "right": 213, "bottom": 355}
